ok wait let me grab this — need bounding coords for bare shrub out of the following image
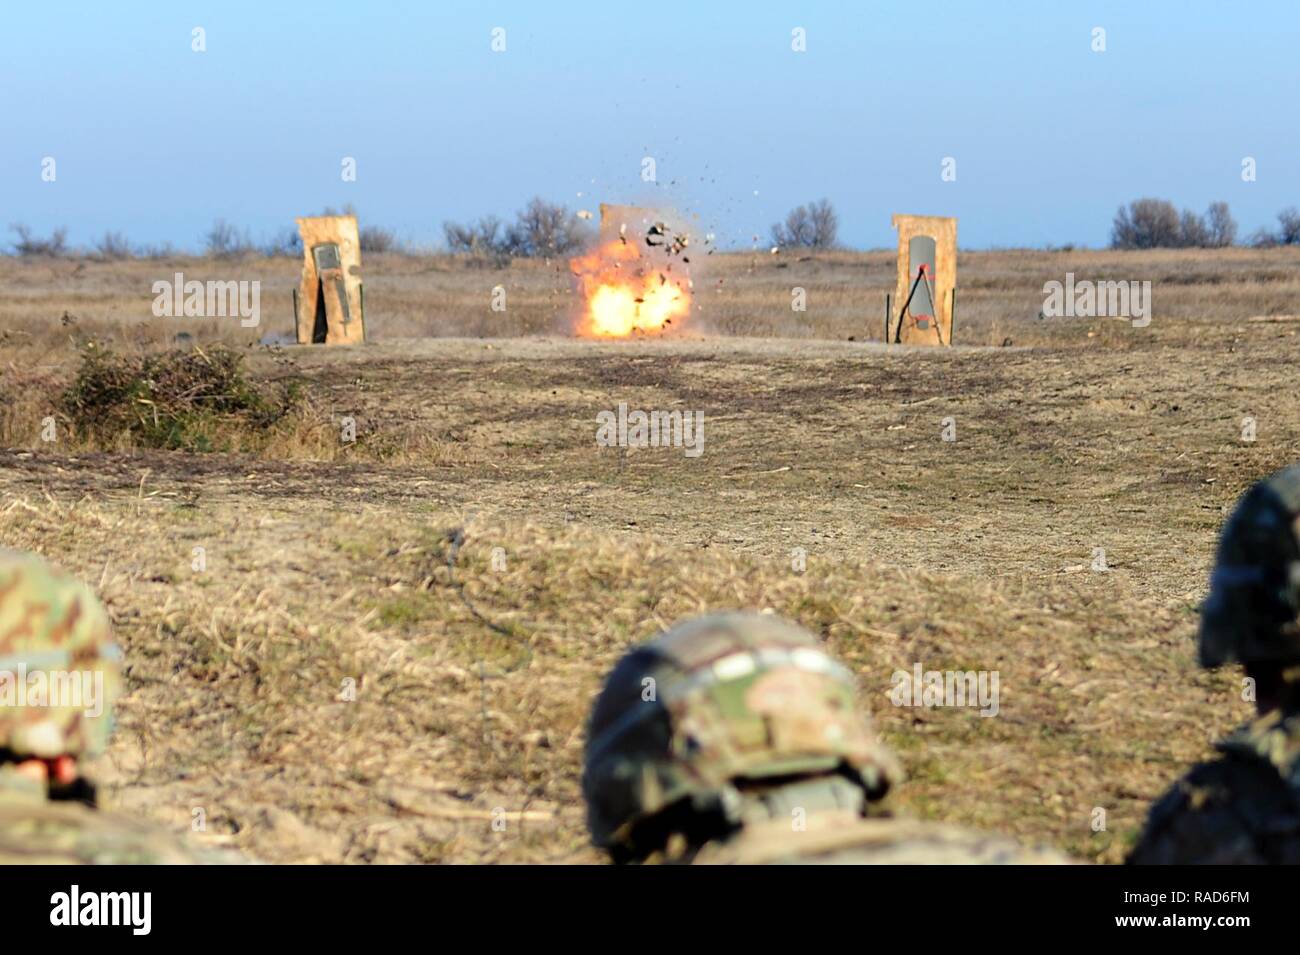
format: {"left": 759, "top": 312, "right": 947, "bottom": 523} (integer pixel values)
{"left": 1206, "top": 201, "right": 1236, "bottom": 248}
{"left": 139, "top": 242, "right": 179, "bottom": 259}
{"left": 443, "top": 215, "right": 515, "bottom": 265}
{"left": 1111, "top": 199, "right": 1181, "bottom": 249}
{"left": 204, "top": 219, "right": 255, "bottom": 258}
{"left": 509, "top": 197, "right": 586, "bottom": 257}
{"left": 1243, "top": 208, "right": 1300, "bottom": 247}
{"left": 1248, "top": 228, "right": 1278, "bottom": 248}
{"left": 1279, "top": 207, "right": 1300, "bottom": 246}
{"left": 8, "top": 223, "right": 69, "bottom": 257}
{"left": 94, "top": 231, "right": 134, "bottom": 260}
{"left": 359, "top": 225, "right": 401, "bottom": 254}
{"left": 443, "top": 200, "right": 586, "bottom": 260}
{"left": 444, "top": 216, "right": 503, "bottom": 253}
{"left": 1178, "top": 209, "right": 1211, "bottom": 248}
{"left": 772, "top": 207, "right": 812, "bottom": 247}
{"left": 771, "top": 199, "right": 838, "bottom": 249}
{"left": 261, "top": 227, "right": 303, "bottom": 258}
{"left": 62, "top": 343, "right": 304, "bottom": 452}
{"left": 807, "top": 199, "right": 839, "bottom": 248}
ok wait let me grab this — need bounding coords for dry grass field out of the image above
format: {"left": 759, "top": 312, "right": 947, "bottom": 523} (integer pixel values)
{"left": 3, "top": 246, "right": 1300, "bottom": 864}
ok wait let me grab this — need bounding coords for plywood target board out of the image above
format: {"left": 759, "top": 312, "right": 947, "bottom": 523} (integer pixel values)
{"left": 295, "top": 215, "right": 365, "bottom": 345}
{"left": 891, "top": 214, "right": 956, "bottom": 346}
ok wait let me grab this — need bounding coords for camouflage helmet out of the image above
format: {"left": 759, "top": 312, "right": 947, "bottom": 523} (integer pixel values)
{"left": 0, "top": 550, "right": 122, "bottom": 759}
{"left": 1200, "top": 464, "right": 1300, "bottom": 668}
{"left": 582, "top": 612, "right": 900, "bottom": 859}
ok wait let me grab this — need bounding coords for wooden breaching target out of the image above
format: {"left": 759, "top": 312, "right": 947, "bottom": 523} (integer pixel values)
{"left": 887, "top": 214, "right": 956, "bottom": 346}
{"left": 294, "top": 215, "right": 366, "bottom": 345}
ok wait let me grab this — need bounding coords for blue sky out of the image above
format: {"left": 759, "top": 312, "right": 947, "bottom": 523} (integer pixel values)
{"left": 2, "top": 1, "right": 1297, "bottom": 250}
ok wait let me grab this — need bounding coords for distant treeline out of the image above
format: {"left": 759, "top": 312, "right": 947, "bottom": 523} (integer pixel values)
{"left": 6, "top": 196, "right": 1300, "bottom": 258}
{"left": 1110, "top": 198, "right": 1300, "bottom": 249}
{"left": 440, "top": 197, "right": 590, "bottom": 263}
{"left": 5, "top": 204, "right": 407, "bottom": 261}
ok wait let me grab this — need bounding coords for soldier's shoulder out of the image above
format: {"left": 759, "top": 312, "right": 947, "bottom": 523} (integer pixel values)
{"left": 692, "top": 812, "right": 1076, "bottom": 865}
{"left": 0, "top": 797, "right": 250, "bottom": 865}
{"left": 1129, "top": 719, "right": 1300, "bottom": 864}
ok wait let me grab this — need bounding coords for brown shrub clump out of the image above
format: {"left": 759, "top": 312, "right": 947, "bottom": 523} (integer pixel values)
{"left": 60, "top": 343, "right": 303, "bottom": 452}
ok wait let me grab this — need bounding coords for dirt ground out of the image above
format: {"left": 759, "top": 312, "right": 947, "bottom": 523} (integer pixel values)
{"left": 2, "top": 248, "right": 1299, "bottom": 863}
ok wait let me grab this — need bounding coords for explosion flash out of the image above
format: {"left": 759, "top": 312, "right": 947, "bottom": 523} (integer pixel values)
{"left": 570, "top": 208, "right": 693, "bottom": 337}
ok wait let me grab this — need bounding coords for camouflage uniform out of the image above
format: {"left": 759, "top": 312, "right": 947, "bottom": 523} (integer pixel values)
{"left": 583, "top": 612, "right": 1073, "bottom": 864}
{"left": 1130, "top": 464, "right": 1300, "bottom": 864}
{"left": 0, "top": 549, "right": 238, "bottom": 864}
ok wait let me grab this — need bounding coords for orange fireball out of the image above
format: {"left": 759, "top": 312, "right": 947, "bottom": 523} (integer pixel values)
{"left": 570, "top": 236, "right": 691, "bottom": 337}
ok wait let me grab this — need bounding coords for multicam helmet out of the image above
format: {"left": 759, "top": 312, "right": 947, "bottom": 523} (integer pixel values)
{"left": 582, "top": 612, "right": 900, "bottom": 860}
{"left": 0, "top": 550, "right": 122, "bottom": 759}
{"left": 1200, "top": 464, "right": 1300, "bottom": 668}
